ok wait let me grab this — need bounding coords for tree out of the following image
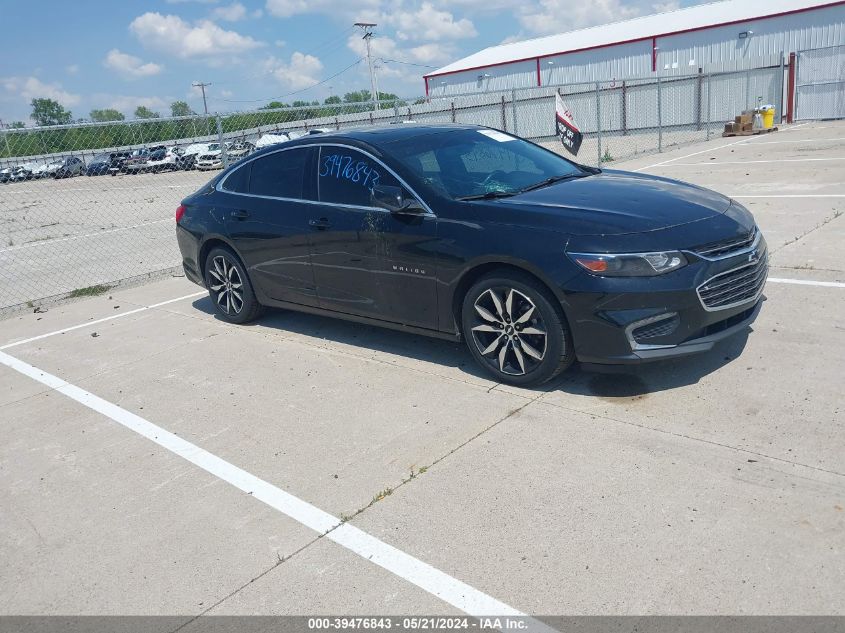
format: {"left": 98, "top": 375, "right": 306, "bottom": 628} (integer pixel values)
{"left": 7, "top": 121, "right": 25, "bottom": 129}
{"left": 90, "top": 109, "right": 125, "bottom": 122}
{"left": 171, "top": 101, "right": 194, "bottom": 117}
{"left": 260, "top": 101, "right": 288, "bottom": 110}
{"left": 324, "top": 95, "right": 341, "bottom": 105}
{"left": 31, "top": 98, "right": 73, "bottom": 126}
{"left": 134, "top": 106, "right": 160, "bottom": 119}
{"left": 343, "top": 90, "right": 371, "bottom": 103}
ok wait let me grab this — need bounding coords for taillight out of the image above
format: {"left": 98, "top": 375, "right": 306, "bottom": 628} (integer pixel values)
{"left": 175, "top": 204, "right": 186, "bottom": 223}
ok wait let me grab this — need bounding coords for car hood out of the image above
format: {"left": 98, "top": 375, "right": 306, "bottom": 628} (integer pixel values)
{"left": 492, "top": 170, "right": 732, "bottom": 236}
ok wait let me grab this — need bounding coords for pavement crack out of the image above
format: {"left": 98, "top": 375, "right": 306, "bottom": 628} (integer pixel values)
{"left": 169, "top": 534, "right": 325, "bottom": 631}
{"left": 771, "top": 209, "right": 843, "bottom": 254}
{"left": 533, "top": 397, "right": 845, "bottom": 479}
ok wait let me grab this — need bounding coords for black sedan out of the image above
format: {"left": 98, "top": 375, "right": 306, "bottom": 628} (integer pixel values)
{"left": 176, "top": 124, "right": 767, "bottom": 386}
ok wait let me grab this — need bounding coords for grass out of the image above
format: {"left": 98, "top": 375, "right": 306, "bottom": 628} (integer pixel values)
{"left": 601, "top": 148, "right": 615, "bottom": 163}
{"left": 68, "top": 284, "right": 111, "bottom": 299}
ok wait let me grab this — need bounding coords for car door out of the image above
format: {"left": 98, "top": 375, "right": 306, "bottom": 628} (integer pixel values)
{"left": 221, "top": 146, "right": 319, "bottom": 307}
{"left": 310, "top": 144, "right": 438, "bottom": 329}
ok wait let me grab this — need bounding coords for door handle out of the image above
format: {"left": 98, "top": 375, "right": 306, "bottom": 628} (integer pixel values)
{"left": 309, "top": 218, "right": 331, "bottom": 230}
{"left": 230, "top": 209, "right": 250, "bottom": 220}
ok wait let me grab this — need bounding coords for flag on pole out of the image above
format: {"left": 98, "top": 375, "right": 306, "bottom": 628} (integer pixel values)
{"left": 555, "top": 92, "right": 582, "bottom": 156}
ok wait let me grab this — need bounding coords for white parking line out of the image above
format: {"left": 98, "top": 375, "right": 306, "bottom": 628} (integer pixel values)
{"left": 667, "top": 157, "right": 845, "bottom": 167}
{"left": 0, "top": 350, "right": 551, "bottom": 627}
{"left": 0, "top": 219, "right": 173, "bottom": 253}
{"left": 729, "top": 194, "right": 845, "bottom": 198}
{"left": 0, "top": 291, "right": 206, "bottom": 351}
{"left": 743, "top": 137, "right": 845, "bottom": 145}
{"left": 632, "top": 137, "right": 755, "bottom": 172}
{"left": 768, "top": 278, "right": 845, "bottom": 288}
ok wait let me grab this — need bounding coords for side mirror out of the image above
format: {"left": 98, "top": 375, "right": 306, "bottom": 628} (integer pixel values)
{"left": 371, "top": 184, "right": 424, "bottom": 214}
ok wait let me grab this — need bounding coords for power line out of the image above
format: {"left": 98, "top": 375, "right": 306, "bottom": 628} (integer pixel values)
{"left": 214, "top": 58, "right": 365, "bottom": 104}
{"left": 378, "top": 58, "right": 437, "bottom": 70}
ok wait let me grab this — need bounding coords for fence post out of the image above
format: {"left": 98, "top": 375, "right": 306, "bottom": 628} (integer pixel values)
{"left": 501, "top": 95, "right": 507, "bottom": 132}
{"left": 706, "top": 73, "right": 712, "bottom": 141}
{"left": 657, "top": 76, "right": 663, "bottom": 153}
{"left": 745, "top": 69, "right": 752, "bottom": 111}
{"left": 696, "top": 67, "right": 703, "bottom": 131}
{"left": 394, "top": 103, "right": 399, "bottom": 123}
{"left": 511, "top": 89, "right": 518, "bottom": 136}
{"left": 596, "top": 82, "right": 602, "bottom": 166}
{"left": 621, "top": 81, "right": 627, "bottom": 136}
{"left": 787, "top": 52, "right": 797, "bottom": 123}
{"left": 451, "top": 101, "right": 456, "bottom": 123}
{"left": 777, "top": 51, "right": 786, "bottom": 124}
{"left": 216, "top": 115, "right": 228, "bottom": 169}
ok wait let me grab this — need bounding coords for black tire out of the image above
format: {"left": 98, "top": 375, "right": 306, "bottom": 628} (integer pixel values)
{"left": 461, "top": 270, "right": 574, "bottom": 387}
{"left": 204, "top": 246, "right": 264, "bottom": 324}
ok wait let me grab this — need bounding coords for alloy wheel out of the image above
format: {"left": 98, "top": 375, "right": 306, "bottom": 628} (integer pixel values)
{"left": 208, "top": 255, "right": 244, "bottom": 315}
{"left": 470, "top": 287, "right": 548, "bottom": 376}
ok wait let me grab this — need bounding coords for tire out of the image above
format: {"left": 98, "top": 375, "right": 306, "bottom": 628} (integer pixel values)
{"left": 204, "top": 246, "right": 264, "bottom": 324}
{"left": 461, "top": 270, "right": 574, "bottom": 387}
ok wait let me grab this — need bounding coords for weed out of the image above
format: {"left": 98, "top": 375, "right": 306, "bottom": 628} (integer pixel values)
{"left": 372, "top": 487, "right": 393, "bottom": 503}
{"left": 68, "top": 284, "right": 111, "bottom": 298}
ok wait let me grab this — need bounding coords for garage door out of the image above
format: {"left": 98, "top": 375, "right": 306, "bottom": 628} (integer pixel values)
{"left": 795, "top": 45, "right": 845, "bottom": 120}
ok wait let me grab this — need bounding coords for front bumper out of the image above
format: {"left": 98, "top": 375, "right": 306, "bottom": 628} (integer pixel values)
{"left": 563, "top": 237, "right": 768, "bottom": 365}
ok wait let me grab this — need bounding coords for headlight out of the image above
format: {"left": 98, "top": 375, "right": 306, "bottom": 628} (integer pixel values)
{"left": 568, "top": 251, "right": 687, "bottom": 276}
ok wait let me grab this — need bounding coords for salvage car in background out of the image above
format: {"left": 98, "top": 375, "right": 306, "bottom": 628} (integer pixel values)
{"left": 176, "top": 124, "right": 768, "bottom": 386}
{"left": 196, "top": 144, "right": 224, "bottom": 171}
{"left": 46, "top": 156, "right": 85, "bottom": 179}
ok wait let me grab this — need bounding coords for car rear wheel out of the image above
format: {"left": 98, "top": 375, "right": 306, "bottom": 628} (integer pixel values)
{"left": 461, "top": 271, "right": 574, "bottom": 387}
{"left": 204, "top": 247, "right": 264, "bottom": 324}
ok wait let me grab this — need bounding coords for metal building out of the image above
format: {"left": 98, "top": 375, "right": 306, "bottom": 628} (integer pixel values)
{"left": 424, "top": 0, "right": 845, "bottom": 112}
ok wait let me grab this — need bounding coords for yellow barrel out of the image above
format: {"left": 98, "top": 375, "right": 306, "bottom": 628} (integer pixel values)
{"left": 762, "top": 106, "right": 775, "bottom": 129}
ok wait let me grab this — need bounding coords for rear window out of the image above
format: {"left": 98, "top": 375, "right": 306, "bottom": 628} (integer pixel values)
{"left": 248, "top": 148, "right": 308, "bottom": 199}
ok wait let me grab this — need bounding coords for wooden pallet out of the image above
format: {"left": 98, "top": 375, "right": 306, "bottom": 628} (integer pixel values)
{"left": 722, "top": 126, "right": 779, "bottom": 137}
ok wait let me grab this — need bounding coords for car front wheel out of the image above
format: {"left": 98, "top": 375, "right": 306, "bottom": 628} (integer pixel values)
{"left": 204, "top": 247, "right": 264, "bottom": 324}
{"left": 461, "top": 271, "right": 574, "bottom": 387}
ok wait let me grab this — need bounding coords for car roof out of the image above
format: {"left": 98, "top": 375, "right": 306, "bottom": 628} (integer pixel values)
{"left": 246, "top": 123, "right": 485, "bottom": 160}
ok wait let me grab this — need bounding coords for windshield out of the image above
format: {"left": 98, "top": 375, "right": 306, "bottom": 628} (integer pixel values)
{"left": 386, "top": 128, "right": 585, "bottom": 200}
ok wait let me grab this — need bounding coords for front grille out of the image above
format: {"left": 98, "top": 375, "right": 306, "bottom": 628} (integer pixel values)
{"left": 693, "top": 227, "right": 757, "bottom": 259}
{"left": 631, "top": 314, "right": 680, "bottom": 342}
{"left": 697, "top": 254, "right": 768, "bottom": 310}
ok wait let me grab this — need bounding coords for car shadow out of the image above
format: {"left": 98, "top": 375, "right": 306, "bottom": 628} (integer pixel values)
{"left": 191, "top": 296, "right": 750, "bottom": 398}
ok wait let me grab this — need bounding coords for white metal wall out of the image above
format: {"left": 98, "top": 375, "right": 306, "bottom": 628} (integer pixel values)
{"left": 425, "top": 3, "right": 845, "bottom": 95}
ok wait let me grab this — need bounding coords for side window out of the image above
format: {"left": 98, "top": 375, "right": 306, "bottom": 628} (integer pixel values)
{"left": 318, "top": 147, "right": 403, "bottom": 207}
{"left": 221, "top": 163, "right": 250, "bottom": 193}
{"left": 248, "top": 148, "right": 308, "bottom": 198}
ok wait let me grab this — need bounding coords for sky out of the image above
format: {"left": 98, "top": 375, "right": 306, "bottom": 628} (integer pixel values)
{"left": 0, "top": 0, "right": 707, "bottom": 124}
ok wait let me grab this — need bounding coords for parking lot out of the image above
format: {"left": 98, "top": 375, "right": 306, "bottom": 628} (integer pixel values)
{"left": 1, "top": 121, "right": 843, "bottom": 621}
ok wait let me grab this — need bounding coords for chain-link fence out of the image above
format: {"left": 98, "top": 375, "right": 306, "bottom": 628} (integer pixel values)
{"left": 0, "top": 62, "right": 786, "bottom": 315}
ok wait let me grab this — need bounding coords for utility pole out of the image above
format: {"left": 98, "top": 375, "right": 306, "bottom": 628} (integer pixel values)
{"left": 192, "top": 82, "right": 212, "bottom": 115}
{"left": 354, "top": 23, "right": 379, "bottom": 111}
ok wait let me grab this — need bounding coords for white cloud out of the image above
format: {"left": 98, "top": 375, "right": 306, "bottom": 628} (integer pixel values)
{"left": 390, "top": 3, "right": 476, "bottom": 42}
{"left": 652, "top": 0, "right": 680, "bottom": 12}
{"left": 517, "top": 0, "right": 642, "bottom": 34}
{"left": 212, "top": 2, "right": 247, "bottom": 21}
{"left": 274, "top": 39, "right": 286, "bottom": 47}
{"left": 2, "top": 76, "right": 81, "bottom": 107}
{"left": 104, "top": 49, "right": 163, "bottom": 78}
{"left": 265, "top": 0, "right": 379, "bottom": 18}
{"left": 263, "top": 52, "right": 323, "bottom": 90}
{"left": 66, "top": 64, "right": 80, "bottom": 75}
{"left": 129, "top": 12, "right": 263, "bottom": 58}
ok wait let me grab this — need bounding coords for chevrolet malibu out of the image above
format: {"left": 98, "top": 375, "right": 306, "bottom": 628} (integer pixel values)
{"left": 176, "top": 125, "right": 767, "bottom": 386}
